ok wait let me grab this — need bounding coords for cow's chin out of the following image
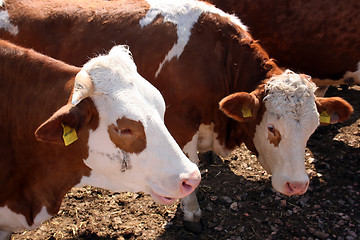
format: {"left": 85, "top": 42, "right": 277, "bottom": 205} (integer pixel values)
{"left": 149, "top": 191, "right": 178, "bottom": 205}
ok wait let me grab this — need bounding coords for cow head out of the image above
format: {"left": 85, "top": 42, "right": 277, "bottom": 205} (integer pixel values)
{"left": 220, "top": 70, "right": 353, "bottom": 196}
{"left": 35, "top": 45, "right": 200, "bottom": 204}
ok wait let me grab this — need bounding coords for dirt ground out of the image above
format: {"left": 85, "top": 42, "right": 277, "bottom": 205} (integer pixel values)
{"left": 12, "top": 85, "right": 359, "bottom": 240}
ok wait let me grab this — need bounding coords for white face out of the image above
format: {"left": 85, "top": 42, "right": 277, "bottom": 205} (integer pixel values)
{"left": 76, "top": 46, "right": 200, "bottom": 204}
{"left": 253, "top": 71, "right": 319, "bottom": 196}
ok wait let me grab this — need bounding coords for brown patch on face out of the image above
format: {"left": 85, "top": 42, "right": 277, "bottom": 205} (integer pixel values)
{"left": 108, "top": 117, "right": 147, "bottom": 154}
{"left": 267, "top": 126, "right": 281, "bottom": 147}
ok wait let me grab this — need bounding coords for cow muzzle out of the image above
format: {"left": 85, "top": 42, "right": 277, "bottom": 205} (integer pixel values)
{"left": 283, "top": 180, "right": 309, "bottom": 196}
{"left": 272, "top": 172, "right": 310, "bottom": 196}
{"left": 150, "top": 169, "right": 201, "bottom": 205}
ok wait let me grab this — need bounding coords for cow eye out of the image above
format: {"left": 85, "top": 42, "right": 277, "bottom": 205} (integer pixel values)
{"left": 267, "top": 124, "right": 276, "bottom": 135}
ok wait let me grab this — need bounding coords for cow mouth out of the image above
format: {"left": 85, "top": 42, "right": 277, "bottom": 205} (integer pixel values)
{"left": 150, "top": 191, "right": 178, "bottom": 205}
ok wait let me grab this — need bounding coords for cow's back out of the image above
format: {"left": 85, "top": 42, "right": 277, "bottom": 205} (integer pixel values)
{"left": 1, "top": 0, "right": 171, "bottom": 69}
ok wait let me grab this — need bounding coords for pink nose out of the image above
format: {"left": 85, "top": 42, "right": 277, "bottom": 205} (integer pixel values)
{"left": 180, "top": 170, "right": 201, "bottom": 196}
{"left": 284, "top": 181, "right": 309, "bottom": 196}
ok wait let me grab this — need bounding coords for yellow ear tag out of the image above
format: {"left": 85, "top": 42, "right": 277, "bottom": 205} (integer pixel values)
{"left": 319, "top": 110, "right": 330, "bottom": 124}
{"left": 61, "top": 123, "right": 78, "bottom": 146}
{"left": 242, "top": 107, "right": 252, "bottom": 118}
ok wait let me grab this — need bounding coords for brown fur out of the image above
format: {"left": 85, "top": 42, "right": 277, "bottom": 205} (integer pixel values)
{"left": 0, "top": 0, "right": 353, "bottom": 163}
{"left": 0, "top": 2, "right": 354, "bottom": 228}
{"left": 0, "top": 0, "right": 282, "bottom": 151}
{"left": 219, "top": 92, "right": 259, "bottom": 122}
{"left": 206, "top": 0, "right": 360, "bottom": 80}
{"left": 316, "top": 97, "right": 354, "bottom": 123}
{"left": 0, "top": 39, "right": 98, "bottom": 225}
{"left": 268, "top": 128, "right": 281, "bottom": 147}
{"left": 108, "top": 117, "right": 147, "bottom": 154}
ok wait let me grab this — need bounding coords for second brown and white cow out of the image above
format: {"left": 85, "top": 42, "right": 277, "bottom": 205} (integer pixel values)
{"left": 0, "top": 0, "right": 354, "bottom": 232}
{"left": 0, "top": 39, "right": 201, "bottom": 239}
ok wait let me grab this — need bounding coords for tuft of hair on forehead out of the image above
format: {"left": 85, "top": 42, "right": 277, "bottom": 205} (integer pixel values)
{"left": 108, "top": 45, "right": 136, "bottom": 69}
{"left": 85, "top": 45, "right": 137, "bottom": 74}
{"left": 81, "top": 45, "right": 139, "bottom": 93}
{"left": 263, "top": 70, "right": 317, "bottom": 120}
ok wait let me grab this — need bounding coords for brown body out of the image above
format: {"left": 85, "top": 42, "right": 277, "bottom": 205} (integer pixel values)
{"left": 0, "top": 0, "right": 353, "bottom": 232}
{"left": 0, "top": 39, "right": 93, "bottom": 225}
{"left": 0, "top": 0, "right": 281, "bottom": 150}
{"left": 206, "top": 0, "right": 360, "bottom": 81}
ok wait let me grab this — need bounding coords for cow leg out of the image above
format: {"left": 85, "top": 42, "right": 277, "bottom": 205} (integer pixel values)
{"left": 181, "top": 132, "right": 203, "bottom": 233}
{"left": 181, "top": 191, "right": 203, "bottom": 233}
{"left": 0, "top": 231, "right": 11, "bottom": 240}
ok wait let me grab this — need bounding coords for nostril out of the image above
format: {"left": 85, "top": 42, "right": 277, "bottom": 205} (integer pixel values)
{"left": 285, "top": 181, "right": 309, "bottom": 196}
{"left": 285, "top": 182, "right": 293, "bottom": 194}
{"left": 180, "top": 170, "right": 201, "bottom": 195}
{"left": 181, "top": 180, "right": 194, "bottom": 193}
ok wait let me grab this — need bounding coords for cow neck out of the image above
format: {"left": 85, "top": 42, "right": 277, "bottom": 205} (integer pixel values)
{"left": 229, "top": 38, "right": 281, "bottom": 95}
{"left": 217, "top": 28, "right": 281, "bottom": 151}
{"left": 0, "top": 40, "right": 94, "bottom": 226}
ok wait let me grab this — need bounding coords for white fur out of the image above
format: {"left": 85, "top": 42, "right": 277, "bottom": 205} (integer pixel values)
{"left": 0, "top": 231, "right": 11, "bottom": 240}
{"left": 198, "top": 123, "right": 233, "bottom": 157}
{"left": 75, "top": 45, "right": 199, "bottom": 199}
{"left": 140, "top": 0, "right": 247, "bottom": 77}
{"left": 183, "top": 131, "right": 200, "bottom": 164}
{"left": 182, "top": 123, "right": 232, "bottom": 163}
{"left": 0, "top": 206, "right": 50, "bottom": 233}
{"left": 253, "top": 70, "right": 319, "bottom": 194}
{"left": 0, "top": 10, "right": 18, "bottom": 36}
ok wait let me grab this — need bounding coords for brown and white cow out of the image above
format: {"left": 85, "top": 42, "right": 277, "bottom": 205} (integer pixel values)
{"left": 205, "top": 0, "right": 360, "bottom": 90}
{"left": 0, "top": 0, "right": 353, "bottom": 232}
{"left": 0, "top": 39, "right": 201, "bottom": 238}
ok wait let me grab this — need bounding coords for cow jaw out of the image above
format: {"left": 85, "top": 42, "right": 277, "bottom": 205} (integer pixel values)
{"left": 253, "top": 70, "right": 319, "bottom": 196}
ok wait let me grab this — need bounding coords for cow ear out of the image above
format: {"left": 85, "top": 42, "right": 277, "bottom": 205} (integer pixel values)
{"left": 219, "top": 92, "right": 260, "bottom": 122}
{"left": 71, "top": 70, "right": 94, "bottom": 105}
{"left": 35, "top": 99, "right": 94, "bottom": 145}
{"left": 315, "top": 97, "right": 353, "bottom": 125}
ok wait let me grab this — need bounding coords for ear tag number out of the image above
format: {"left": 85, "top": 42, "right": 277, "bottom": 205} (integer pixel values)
{"left": 61, "top": 123, "right": 78, "bottom": 146}
{"left": 242, "top": 107, "right": 252, "bottom": 118}
{"left": 320, "top": 110, "right": 330, "bottom": 124}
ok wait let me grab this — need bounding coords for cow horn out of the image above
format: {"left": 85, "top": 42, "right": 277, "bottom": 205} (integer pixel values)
{"left": 71, "top": 70, "right": 94, "bottom": 105}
